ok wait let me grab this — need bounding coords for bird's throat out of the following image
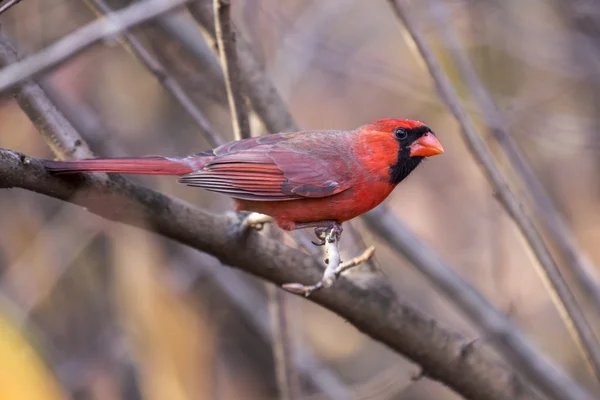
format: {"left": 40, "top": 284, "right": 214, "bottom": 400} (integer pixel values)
{"left": 389, "top": 152, "right": 423, "bottom": 185}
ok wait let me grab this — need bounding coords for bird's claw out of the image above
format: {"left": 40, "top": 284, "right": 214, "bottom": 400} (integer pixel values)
{"left": 312, "top": 223, "right": 343, "bottom": 246}
{"left": 230, "top": 211, "right": 273, "bottom": 238}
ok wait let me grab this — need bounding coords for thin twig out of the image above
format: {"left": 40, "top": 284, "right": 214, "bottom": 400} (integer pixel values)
{"left": 84, "top": 0, "right": 223, "bottom": 147}
{"left": 423, "top": 0, "right": 600, "bottom": 380}
{"left": 0, "top": 0, "right": 21, "bottom": 16}
{"left": 188, "top": 2, "right": 296, "bottom": 132}
{"left": 212, "top": 0, "right": 251, "bottom": 139}
{"left": 0, "top": 0, "right": 193, "bottom": 94}
{"left": 0, "top": 148, "right": 544, "bottom": 399}
{"left": 283, "top": 235, "right": 376, "bottom": 297}
{"left": 545, "top": 0, "right": 600, "bottom": 305}
{"left": 268, "top": 285, "right": 301, "bottom": 400}
{"left": 156, "top": 11, "right": 228, "bottom": 105}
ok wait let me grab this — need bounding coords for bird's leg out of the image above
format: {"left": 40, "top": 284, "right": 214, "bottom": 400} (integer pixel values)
{"left": 282, "top": 226, "right": 375, "bottom": 297}
{"left": 292, "top": 220, "right": 343, "bottom": 246}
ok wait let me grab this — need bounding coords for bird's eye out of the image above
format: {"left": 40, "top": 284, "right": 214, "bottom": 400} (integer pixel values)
{"left": 394, "top": 128, "right": 408, "bottom": 140}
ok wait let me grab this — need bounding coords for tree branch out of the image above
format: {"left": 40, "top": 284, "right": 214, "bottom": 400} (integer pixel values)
{"left": 84, "top": 0, "right": 223, "bottom": 147}
{"left": 0, "top": 35, "right": 95, "bottom": 160}
{"left": 189, "top": 1, "right": 297, "bottom": 133}
{"left": 0, "top": 0, "right": 193, "bottom": 94}
{"left": 0, "top": 148, "right": 536, "bottom": 400}
{"left": 388, "top": 0, "right": 600, "bottom": 389}
{"left": 212, "top": 0, "right": 251, "bottom": 139}
{"left": 422, "top": 0, "right": 600, "bottom": 381}
{"left": 0, "top": 0, "right": 22, "bottom": 17}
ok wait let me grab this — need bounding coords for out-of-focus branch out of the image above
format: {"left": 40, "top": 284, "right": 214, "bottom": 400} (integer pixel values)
{"left": 267, "top": 285, "right": 300, "bottom": 400}
{"left": 0, "top": 0, "right": 193, "bottom": 94}
{"left": 212, "top": 0, "right": 250, "bottom": 139}
{"left": 0, "top": 0, "right": 21, "bottom": 16}
{"left": 365, "top": 205, "right": 592, "bottom": 400}
{"left": 189, "top": 1, "right": 296, "bottom": 133}
{"left": 0, "top": 148, "right": 538, "bottom": 400}
{"left": 387, "top": 0, "right": 600, "bottom": 386}
{"left": 0, "top": 34, "right": 94, "bottom": 159}
{"left": 84, "top": 0, "right": 223, "bottom": 147}
{"left": 548, "top": 0, "right": 600, "bottom": 301}
{"left": 423, "top": 0, "right": 600, "bottom": 381}
{"left": 174, "top": 249, "right": 350, "bottom": 400}
{"left": 156, "top": 11, "right": 228, "bottom": 105}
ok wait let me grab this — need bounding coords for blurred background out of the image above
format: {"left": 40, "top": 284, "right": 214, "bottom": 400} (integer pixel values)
{"left": 1, "top": 0, "right": 599, "bottom": 398}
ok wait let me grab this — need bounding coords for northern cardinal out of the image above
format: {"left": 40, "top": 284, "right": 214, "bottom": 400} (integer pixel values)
{"left": 42, "top": 119, "right": 443, "bottom": 240}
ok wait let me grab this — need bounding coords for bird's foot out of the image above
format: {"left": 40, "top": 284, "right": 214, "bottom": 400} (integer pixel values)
{"left": 283, "top": 224, "right": 375, "bottom": 297}
{"left": 229, "top": 211, "right": 273, "bottom": 238}
{"left": 312, "top": 222, "right": 343, "bottom": 246}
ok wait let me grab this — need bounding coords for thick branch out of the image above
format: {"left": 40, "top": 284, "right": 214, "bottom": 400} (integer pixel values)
{"left": 0, "top": 148, "right": 535, "bottom": 400}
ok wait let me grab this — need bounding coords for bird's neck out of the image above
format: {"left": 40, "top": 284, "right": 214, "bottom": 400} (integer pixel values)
{"left": 389, "top": 155, "right": 423, "bottom": 185}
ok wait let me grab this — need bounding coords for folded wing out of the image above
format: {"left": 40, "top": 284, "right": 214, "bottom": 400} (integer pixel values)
{"left": 179, "top": 131, "right": 354, "bottom": 201}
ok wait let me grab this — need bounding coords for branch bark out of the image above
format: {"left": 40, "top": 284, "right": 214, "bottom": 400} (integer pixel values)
{"left": 0, "top": 36, "right": 94, "bottom": 160}
{"left": 189, "top": 1, "right": 297, "bottom": 133}
{"left": 0, "top": 148, "right": 536, "bottom": 400}
{"left": 212, "top": 0, "right": 251, "bottom": 139}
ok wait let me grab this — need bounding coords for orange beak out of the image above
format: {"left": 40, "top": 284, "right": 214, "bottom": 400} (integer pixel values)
{"left": 409, "top": 133, "right": 444, "bottom": 157}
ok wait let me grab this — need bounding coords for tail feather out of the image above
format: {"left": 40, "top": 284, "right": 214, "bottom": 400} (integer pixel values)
{"left": 41, "top": 156, "right": 199, "bottom": 176}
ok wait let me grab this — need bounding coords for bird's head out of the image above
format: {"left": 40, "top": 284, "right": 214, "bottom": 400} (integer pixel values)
{"left": 364, "top": 118, "right": 444, "bottom": 185}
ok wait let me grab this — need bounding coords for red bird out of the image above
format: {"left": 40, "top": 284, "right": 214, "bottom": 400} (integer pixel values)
{"left": 42, "top": 119, "right": 443, "bottom": 240}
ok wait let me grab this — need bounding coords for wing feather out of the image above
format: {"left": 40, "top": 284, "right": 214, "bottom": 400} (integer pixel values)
{"left": 180, "top": 131, "right": 356, "bottom": 201}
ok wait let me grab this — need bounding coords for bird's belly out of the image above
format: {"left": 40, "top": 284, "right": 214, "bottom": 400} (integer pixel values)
{"left": 234, "top": 180, "right": 395, "bottom": 230}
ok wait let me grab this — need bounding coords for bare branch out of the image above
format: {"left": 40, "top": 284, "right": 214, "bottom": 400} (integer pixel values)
{"left": 267, "top": 285, "right": 301, "bottom": 400}
{"left": 0, "top": 0, "right": 22, "bottom": 17}
{"left": 422, "top": 0, "right": 600, "bottom": 381}
{"left": 0, "top": 34, "right": 95, "bottom": 160}
{"left": 177, "top": 249, "right": 350, "bottom": 400}
{"left": 212, "top": 0, "right": 251, "bottom": 139}
{"left": 365, "top": 205, "right": 593, "bottom": 400}
{"left": 84, "top": 0, "right": 224, "bottom": 147}
{"left": 0, "top": 148, "right": 537, "bottom": 400}
{"left": 189, "top": 2, "right": 296, "bottom": 132}
{"left": 531, "top": 0, "right": 600, "bottom": 308}
{"left": 387, "top": 1, "right": 597, "bottom": 398}
{"left": 0, "top": 0, "right": 193, "bottom": 94}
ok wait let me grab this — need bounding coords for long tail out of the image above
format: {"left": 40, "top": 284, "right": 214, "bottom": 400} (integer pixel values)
{"left": 41, "top": 156, "right": 203, "bottom": 176}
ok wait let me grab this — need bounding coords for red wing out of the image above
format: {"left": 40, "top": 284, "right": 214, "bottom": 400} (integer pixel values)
{"left": 178, "top": 131, "right": 354, "bottom": 201}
